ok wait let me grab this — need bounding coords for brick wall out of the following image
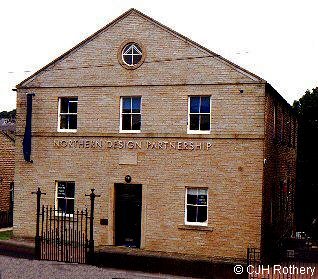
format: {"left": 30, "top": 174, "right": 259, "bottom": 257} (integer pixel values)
{"left": 0, "top": 132, "right": 15, "bottom": 212}
{"left": 262, "top": 85, "right": 297, "bottom": 256}
{"left": 16, "top": 85, "right": 265, "bottom": 136}
{"left": 14, "top": 136, "right": 264, "bottom": 260}
{"left": 21, "top": 12, "right": 255, "bottom": 89}
{"left": 14, "top": 82, "right": 266, "bottom": 260}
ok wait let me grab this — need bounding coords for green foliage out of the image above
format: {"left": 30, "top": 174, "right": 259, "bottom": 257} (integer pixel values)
{"left": 294, "top": 87, "right": 318, "bottom": 234}
{"left": 0, "top": 230, "right": 13, "bottom": 240}
{"left": 0, "top": 109, "right": 16, "bottom": 120}
{"left": 293, "top": 88, "right": 318, "bottom": 125}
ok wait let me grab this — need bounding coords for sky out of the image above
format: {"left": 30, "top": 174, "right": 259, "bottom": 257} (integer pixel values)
{"left": 0, "top": 0, "right": 317, "bottom": 111}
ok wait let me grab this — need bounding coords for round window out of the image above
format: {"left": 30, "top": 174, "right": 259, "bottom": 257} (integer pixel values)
{"left": 121, "top": 43, "right": 143, "bottom": 67}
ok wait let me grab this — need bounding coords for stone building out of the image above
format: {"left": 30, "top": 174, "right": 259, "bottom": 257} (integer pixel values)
{"left": 14, "top": 9, "right": 297, "bottom": 261}
{"left": 0, "top": 131, "right": 15, "bottom": 212}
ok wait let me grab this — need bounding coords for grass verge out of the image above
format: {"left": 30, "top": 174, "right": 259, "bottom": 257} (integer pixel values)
{"left": 0, "top": 230, "right": 13, "bottom": 240}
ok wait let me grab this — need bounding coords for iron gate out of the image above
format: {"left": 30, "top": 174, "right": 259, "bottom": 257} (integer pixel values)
{"left": 33, "top": 188, "right": 99, "bottom": 264}
{"left": 40, "top": 206, "right": 89, "bottom": 263}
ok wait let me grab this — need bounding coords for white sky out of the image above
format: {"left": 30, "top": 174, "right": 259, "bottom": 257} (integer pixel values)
{"left": 1, "top": 0, "right": 317, "bottom": 111}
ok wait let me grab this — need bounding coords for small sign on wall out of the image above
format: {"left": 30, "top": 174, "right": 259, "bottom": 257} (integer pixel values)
{"left": 119, "top": 153, "right": 138, "bottom": 165}
{"left": 100, "top": 219, "right": 108, "bottom": 225}
{"left": 57, "top": 182, "right": 66, "bottom": 197}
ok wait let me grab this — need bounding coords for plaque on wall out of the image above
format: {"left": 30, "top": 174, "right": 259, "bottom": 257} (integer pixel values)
{"left": 100, "top": 219, "right": 108, "bottom": 225}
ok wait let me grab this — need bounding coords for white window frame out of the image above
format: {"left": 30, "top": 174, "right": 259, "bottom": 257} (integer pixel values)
{"left": 122, "top": 43, "right": 143, "bottom": 66}
{"left": 184, "top": 187, "right": 208, "bottom": 226}
{"left": 187, "top": 96, "right": 211, "bottom": 134}
{"left": 119, "top": 96, "right": 142, "bottom": 133}
{"left": 55, "top": 181, "right": 75, "bottom": 217}
{"left": 57, "top": 97, "right": 78, "bottom": 133}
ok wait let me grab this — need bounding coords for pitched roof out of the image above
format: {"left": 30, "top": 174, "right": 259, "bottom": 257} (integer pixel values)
{"left": 0, "top": 130, "right": 15, "bottom": 143}
{"left": 17, "top": 8, "right": 265, "bottom": 88}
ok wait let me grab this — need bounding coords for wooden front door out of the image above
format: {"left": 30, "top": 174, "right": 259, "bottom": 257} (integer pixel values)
{"left": 115, "top": 183, "right": 142, "bottom": 248}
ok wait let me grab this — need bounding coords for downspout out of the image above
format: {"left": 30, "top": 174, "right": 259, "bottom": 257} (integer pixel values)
{"left": 23, "top": 93, "right": 35, "bottom": 162}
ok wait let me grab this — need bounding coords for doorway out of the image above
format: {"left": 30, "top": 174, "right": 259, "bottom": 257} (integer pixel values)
{"left": 114, "top": 183, "right": 142, "bottom": 248}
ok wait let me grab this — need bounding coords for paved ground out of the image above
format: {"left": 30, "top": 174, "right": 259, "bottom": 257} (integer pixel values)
{"left": 0, "top": 255, "right": 193, "bottom": 279}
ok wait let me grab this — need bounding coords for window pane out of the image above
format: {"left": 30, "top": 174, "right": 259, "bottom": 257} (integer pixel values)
{"left": 66, "top": 182, "right": 75, "bottom": 198}
{"left": 60, "top": 98, "right": 69, "bottom": 113}
{"left": 60, "top": 115, "right": 68, "bottom": 129}
{"left": 123, "top": 55, "right": 133, "bottom": 66}
{"left": 200, "top": 97, "right": 210, "bottom": 113}
{"left": 132, "top": 114, "right": 141, "bottom": 130}
{"left": 190, "top": 97, "right": 200, "bottom": 113}
{"left": 187, "top": 189, "right": 197, "bottom": 195}
{"left": 66, "top": 199, "right": 74, "bottom": 215}
{"left": 57, "top": 198, "right": 66, "bottom": 213}
{"left": 122, "top": 98, "right": 131, "bottom": 113}
{"left": 190, "top": 114, "right": 199, "bottom": 130}
{"left": 187, "top": 193, "right": 197, "bottom": 205}
{"left": 123, "top": 44, "right": 131, "bottom": 54}
{"left": 69, "top": 101, "right": 77, "bottom": 113}
{"left": 57, "top": 182, "right": 66, "bottom": 198}
{"left": 200, "top": 114, "right": 210, "bottom": 130}
{"left": 132, "top": 97, "right": 141, "bottom": 113}
{"left": 122, "top": 114, "right": 131, "bottom": 130}
{"left": 198, "top": 194, "right": 207, "bottom": 205}
{"left": 198, "top": 189, "right": 207, "bottom": 195}
{"left": 133, "top": 44, "right": 142, "bottom": 54}
{"left": 68, "top": 115, "right": 77, "bottom": 129}
{"left": 133, "top": 55, "right": 142, "bottom": 65}
{"left": 197, "top": 206, "right": 207, "bottom": 223}
{"left": 187, "top": 205, "right": 197, "bottom": 222}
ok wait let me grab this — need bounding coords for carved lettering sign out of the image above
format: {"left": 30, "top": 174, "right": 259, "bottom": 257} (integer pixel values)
{"left": 53, "top": 139, "right": 213, "bottom": 151}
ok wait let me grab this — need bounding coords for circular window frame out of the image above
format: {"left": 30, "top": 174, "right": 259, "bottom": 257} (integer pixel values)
{"left": 118, "top": 40, "right": 146, "bottom": 70}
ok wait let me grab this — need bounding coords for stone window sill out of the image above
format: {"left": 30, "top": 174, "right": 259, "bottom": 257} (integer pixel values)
{"left": 178, "top": 225, "right": 214, "bottom": 232}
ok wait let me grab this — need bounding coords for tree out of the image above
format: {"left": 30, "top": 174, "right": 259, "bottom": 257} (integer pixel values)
{"left": 293, "top": 87, "right": 318, "bottom": 236}
{"left": 0, "top": 109, "right": 16, "bottom": 121}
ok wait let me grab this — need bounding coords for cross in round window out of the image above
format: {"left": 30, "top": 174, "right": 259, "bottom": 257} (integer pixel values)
{"left": 122, "top": 43, "right": 143, "bottom": 66}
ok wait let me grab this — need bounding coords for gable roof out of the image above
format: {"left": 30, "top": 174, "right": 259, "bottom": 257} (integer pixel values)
{"left": 17, "top": 8, "right": 265, "bottom": 88}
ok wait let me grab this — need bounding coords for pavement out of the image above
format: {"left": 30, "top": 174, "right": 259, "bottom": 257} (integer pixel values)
{"left": 0, "top": 255, "right": 193, "bottom": 279}
{"left": 0, "top": 238, "right": 244, "bottom": 278}
{"left": 0, "top": 227, "right": 13, "bottom": 233}
{"left": 0, "top": 237, "right": 35, "bottom": 260}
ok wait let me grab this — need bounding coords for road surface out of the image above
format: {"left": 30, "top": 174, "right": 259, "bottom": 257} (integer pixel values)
{"left": 0, "top": 255, "right": 193, "bottom": 279}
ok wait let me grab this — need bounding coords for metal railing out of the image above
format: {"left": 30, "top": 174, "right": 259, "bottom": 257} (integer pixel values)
{"left": 247, "top": 247, "right": 318, "bottom": 278}
{"left": 32, "top": 188, "right": 100, "bottom": 264}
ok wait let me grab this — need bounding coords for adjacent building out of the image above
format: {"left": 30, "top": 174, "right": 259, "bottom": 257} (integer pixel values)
{"left": 0, "top": 131, "right": 15, "bottom": 213}
{"left": 13, "top": 9, "right": 297, "bottom": 261}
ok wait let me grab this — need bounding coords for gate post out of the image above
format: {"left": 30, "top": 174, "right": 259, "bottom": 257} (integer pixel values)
{"left": 86, "top": 189, "right": 100, "bottom": 264}
{"left": 31, "top": 187, "right": 46, "bottom": 259}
